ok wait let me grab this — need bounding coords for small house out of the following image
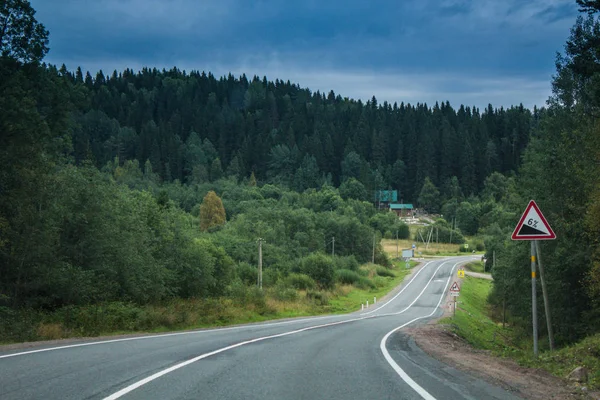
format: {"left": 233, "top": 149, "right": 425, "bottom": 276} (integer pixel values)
{"left": 389, "top": 203, "right": 414, "bottom": 217}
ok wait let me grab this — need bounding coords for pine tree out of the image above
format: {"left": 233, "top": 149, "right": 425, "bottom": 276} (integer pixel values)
{"left": 417, "top": 177, "right": 440, "bottom": 213}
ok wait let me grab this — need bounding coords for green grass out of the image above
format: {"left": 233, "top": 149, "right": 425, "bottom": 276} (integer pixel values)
{"left": 524, "top": 334, "right": 600, "bottom": 389}
{"left": 1, "top": 260, "right": 421, "bottom": 344}
{"left": 464, "top": 261, "right": 486, "bottom": 273}
{"left": 440, "top": 276, "right": 600, "bottom": 390}
{"left": 439, "top": 276, "right": 509, "bottom": 350}
{"left": 327, "top": 260, "right": 418, "bottom": 313}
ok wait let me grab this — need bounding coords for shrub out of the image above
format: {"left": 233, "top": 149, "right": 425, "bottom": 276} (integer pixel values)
{"left": 372, "top": 276, "right": 387, "bottom": 288}
{"left": 272, "top": 284, "right": 298, "bottom": 302}
{"left": 299, "top": 253, "right": 335, "bottom": 289}
{"left": 263, "top": 268, "right": 282, "bottom": 287}
{"left": 306, "top": 290, "right": 329, "bottom": 305}
{"left": 334, "top": 255, "right": 359, "bottom": 271}
{"left": 335, "top": 269, "right": 362, "bottom": 285}
{"left": 236, "top": 262, "right": 257, "bottom": 286}
{"left": 375, "top": 248, "right": 392, "bottom": 267}
{"left": 285, "top": 273, "right": 316, "bottom": 290}
{"left": 476, "top": 242, "right": 485, "bottom": 251}
{"left": 356, "top": 277, "right": 376, "bottom": 290}
{"left": 375, "top": 266, "right": 395, "bottom": 277}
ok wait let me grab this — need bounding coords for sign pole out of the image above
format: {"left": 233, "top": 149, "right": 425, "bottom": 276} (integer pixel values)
{"left": 531, "top": 240, "right": 538, "bottom": 356}
{"left": 511, "top": 200, "right": 556, "bottom": 357}
{"left": 453, "top": 297, "right": 456, "bottom": 317}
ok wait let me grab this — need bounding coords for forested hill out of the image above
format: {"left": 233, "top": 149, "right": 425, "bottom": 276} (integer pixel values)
{"left": 65, "top": 66, "right": 536, "bottom": 200}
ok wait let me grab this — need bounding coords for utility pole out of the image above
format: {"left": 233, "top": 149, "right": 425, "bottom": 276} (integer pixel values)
{"left": 426, "top": 227, "right": 433, "bottom": 250}
{"left": 531, "top": 241, "right": 538, "bottom": 357}
{"left": 449, "top": 217, "right": 455, "bottom": 244}
{"left": 396, "top": 231, "right": 399, "bottom": 259}
{"left": 502, "top": 268, "right": 507, "bottom": 329}
{"left": 372, "top": 234, "right": 376, "bottom": 264}
{"left": 257, "top": 238, "right": 264, "bottom": 289}
{"left": 332, "top": 236, "right": 335, "bottom": 257}
{"left": 535, "top": 241, "right": 555, "bottom": 351}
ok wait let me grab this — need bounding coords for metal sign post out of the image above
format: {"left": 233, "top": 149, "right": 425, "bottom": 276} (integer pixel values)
{"left": 512, "top": 200, "right": 556, "bottom": 357}
{"left": 531, "top": 240, "right": 538, "bottom": 356}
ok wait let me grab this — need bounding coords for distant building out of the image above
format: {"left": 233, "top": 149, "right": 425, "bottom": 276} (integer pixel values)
{"left": 389, "top": 203, "right": 414, "bottom": 217}
{"left": 374, "top": 190, "right": 398, "bottom": 210}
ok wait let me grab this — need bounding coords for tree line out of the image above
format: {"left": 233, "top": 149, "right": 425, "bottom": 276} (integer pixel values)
{"left": 1, "top": 0, "right": 599, "bottom": 346}
{"left": 58, "top": 62, "right": 535, "bottom": 203}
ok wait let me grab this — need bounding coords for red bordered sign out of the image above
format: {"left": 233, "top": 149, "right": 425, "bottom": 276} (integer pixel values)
{"left": 511, "top": 200, "right": 556, "bottom": 240}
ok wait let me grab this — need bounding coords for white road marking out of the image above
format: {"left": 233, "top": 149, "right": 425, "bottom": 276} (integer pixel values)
{"left": 361, "top": 260, "right": 436, "bottom": 315}
{"left": 0, "top": 314, "right": 341, "bottom": 359}
{"left": 103, "top": 315, "right": 373, "bottom": 400}
{"left": 1, "top": 259, "right": 444, "bottom": 359}
{"left": 380, "top": 261, "right": 461, "bottom": 400}
{"left": 102, "top": 260, "right": 464, "bottom": 399}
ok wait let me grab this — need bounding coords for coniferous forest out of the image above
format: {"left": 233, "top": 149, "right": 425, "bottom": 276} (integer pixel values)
{"left": 1, "top": 0, "right": 599, "bottom": 346}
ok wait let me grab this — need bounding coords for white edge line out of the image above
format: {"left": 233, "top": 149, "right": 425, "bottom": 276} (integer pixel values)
{"left": 103, "top": 315, "right": 373, "bottom": 400}
{"left": 0, "top": 314, "right": 340, "bottom": 359}
{"left": 379, "top": 261, "right": 461, "bottom": 400}
{"left": 361, "top": 259, "right": 437, "bottom": 315}
{"left": 1, "top": 258, "right": 452, "bottom": 359}
{"left": 103, "top": 260, "right": 462, "bottom": 399}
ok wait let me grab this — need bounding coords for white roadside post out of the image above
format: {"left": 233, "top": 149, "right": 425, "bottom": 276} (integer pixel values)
{"left": 511, "top": 200, "right": 556, "bottom": 357}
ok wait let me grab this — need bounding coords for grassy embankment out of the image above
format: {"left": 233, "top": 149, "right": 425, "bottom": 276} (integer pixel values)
{"left": 440, "top": 275, "right": 599, "bottom": 390}
{"left": 3, "top": 258, "right": 419, "bottom": 344}
{"left": 464, "top": 260, "right": 486, "bottom": 273}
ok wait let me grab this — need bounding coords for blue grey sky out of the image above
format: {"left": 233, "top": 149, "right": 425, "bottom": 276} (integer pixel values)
{"left": 31, "top": 0, "right": 579, "bottom": 109}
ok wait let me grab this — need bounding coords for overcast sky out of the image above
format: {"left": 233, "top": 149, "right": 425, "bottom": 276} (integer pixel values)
{"left": 31, "top": 0, "right": 580, "bottom": 109}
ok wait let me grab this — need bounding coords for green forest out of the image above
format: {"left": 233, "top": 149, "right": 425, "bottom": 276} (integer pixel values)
{"left": 0, "top": 0, "right": 599, "bottom": 348}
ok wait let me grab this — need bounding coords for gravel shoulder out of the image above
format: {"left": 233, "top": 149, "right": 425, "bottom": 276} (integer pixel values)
{"left": 405, "top": 286, "right": 600, "bottom": 400}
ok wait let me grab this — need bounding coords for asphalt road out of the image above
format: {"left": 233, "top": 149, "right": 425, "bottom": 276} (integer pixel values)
{"left": 0, "top": 256, "right": 523, "bottom": 400}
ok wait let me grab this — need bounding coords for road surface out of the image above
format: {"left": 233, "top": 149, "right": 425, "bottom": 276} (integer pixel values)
{"left": 0, "top": 256, "right": 522, "bottom": 400}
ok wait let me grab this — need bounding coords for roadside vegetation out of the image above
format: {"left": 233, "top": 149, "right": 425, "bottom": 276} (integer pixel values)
{"left": 441, "top": 276, "right": 600, "bottom": 390}
{"left": 2, "top": 0, "right": 600, "bottom": 354}
{"left": 464, "top": 261, "right": 486, "bottom": 274}
{"left": 4, "top": 258, "right": 418, "bottom": 343}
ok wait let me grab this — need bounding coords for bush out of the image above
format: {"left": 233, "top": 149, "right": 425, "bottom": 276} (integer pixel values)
{"left": 375, "top": 266, "right": 395, "bottom": 277}
{"left": 236, "top": 262, "right": 257, "bottom": 286}
{"left": 285, "top": 273, "right": 316, "bottom": 290}
{"left": 372, "top": 276, "right": 387, "bottom": 288}
{"left": 333, "top": 255, "right": 359, "bottom": 271}
{"left": 306, "top": 289, "right": 329, "bottom": 305}
{"left": 299, "top": 253, "right": 335, "bottom": 289}
{"left": 335, "top": 269, "right": 362, "bottom": 285}
{"left": 475, "top": 242, "right": 485, "bottom": 251}
{"left": 263, "top": 268, "right": 282, "bottom": 287}
{"left": 375, "top": 249, "right": 391, "bottom": 267}
{"left": 272, "top": 284, "right": 298, "bottom": 302}
{"left": 356, "top": 277, "right": 376, "bottom": 290}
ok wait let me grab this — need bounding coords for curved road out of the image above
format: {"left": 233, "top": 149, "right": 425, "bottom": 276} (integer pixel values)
{"left": 0, "top": 256, "right": 522, "bottom": 400}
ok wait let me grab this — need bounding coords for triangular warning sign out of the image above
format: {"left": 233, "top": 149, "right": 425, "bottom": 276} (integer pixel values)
{"left": 450, "top": 282, "right": 460, "bottom": 292}
{"left": 511, "top": 200, "right": 556, "bottom": 240}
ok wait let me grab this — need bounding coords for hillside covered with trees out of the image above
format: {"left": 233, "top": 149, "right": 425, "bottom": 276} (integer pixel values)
{"left": 0, "top": 0, "right": 599, "bottom": 347}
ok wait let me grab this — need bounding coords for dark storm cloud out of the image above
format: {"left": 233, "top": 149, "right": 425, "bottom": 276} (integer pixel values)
{"left": 30, "top": 0, "right": 579, "bottom": 108}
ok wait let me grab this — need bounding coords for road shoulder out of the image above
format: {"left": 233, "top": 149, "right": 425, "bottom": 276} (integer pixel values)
{"left": 404, "top": 284, "right": 599, "bottom": 400}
